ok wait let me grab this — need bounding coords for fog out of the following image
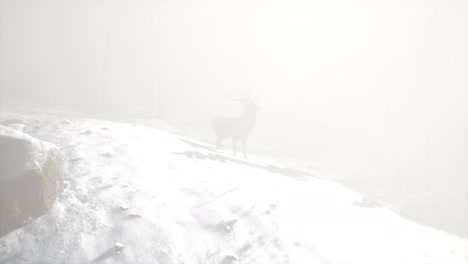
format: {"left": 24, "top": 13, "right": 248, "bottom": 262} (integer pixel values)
{"left": 1, "top": 0, "right": 467, "bottom": 236}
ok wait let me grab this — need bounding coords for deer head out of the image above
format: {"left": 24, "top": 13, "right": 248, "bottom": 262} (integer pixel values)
{"left": 219, "top": 89, "right": 259, "bottom": 114}
{"left": 241, "top": 93, "right": 259, "bottom": 115}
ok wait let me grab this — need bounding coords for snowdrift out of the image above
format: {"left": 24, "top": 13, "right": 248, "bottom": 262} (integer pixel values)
{"left": 0, "top": 111, "right": 466, "bottom": 264}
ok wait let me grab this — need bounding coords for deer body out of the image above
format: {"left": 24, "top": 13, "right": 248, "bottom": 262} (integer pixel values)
{"left": 212, "top": 95, "right": 258, "bottom": 159}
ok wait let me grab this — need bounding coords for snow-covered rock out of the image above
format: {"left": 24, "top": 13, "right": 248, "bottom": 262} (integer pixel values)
{"left": 0, "top": 125, "right": 64, "bottom": 235}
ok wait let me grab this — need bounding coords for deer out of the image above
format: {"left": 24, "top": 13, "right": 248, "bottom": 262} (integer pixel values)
{"left": 212, "top": 90, "right": 259, "bottom": 159}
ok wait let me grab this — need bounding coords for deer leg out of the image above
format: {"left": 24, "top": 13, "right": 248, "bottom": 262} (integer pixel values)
{"left": 232, "top": 138, "right": 237, "bottom": 156}
{"left": 242, "top": 140, "right": 248, "bottom": 159}
{"left": 216, "top": 137, "right": 222, "bottom": 149}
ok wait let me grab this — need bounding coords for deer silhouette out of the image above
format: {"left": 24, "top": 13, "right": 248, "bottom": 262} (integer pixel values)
{"left": 212, "top": 91, "right": 259, "bottom": 159}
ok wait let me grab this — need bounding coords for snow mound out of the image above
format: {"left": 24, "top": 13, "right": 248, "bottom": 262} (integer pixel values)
{"left": 0, "top": 125, "right": 64, "bottom": 235}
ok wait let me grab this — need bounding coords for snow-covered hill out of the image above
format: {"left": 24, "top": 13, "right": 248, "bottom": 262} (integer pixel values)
{"left": 0, "top": 111, "right": 467, "bottom": 264}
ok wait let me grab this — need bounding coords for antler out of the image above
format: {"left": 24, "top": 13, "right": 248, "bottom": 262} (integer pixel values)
{"left": 219, "top": 89, "right": 259, "bottom": 102}
{"left": 243, "top": 90, "right": 259, "bottom": 101}
{"left": 219, "top": 89, "right": 242, "bottom": 101}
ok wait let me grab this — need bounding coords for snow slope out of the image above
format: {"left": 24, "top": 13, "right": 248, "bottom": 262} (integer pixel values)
{"left": 0, "top": 111, "right": 467, "bottom": 264}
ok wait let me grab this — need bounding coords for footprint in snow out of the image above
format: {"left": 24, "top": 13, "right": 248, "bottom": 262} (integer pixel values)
{"left": 127, "top": 213, "right": 144, "bottom": 219}
{"left": 236, "top": 242, "right": 253, "bottom": 256}
{"left": 101, "top": 153, "right": 112, "bottom": 158}
{"left": 80, "top": 129, "right": 92, "bottom": 135}
{"left": 167, "top": 163, "right": 178, "bottom": 170}
{"left": 99, "top": 184, "right": 113, "bottom": 190}
{"left": 221, "top": 219, "right": 238, "bottom": 233}
{"left": 69, "top": 157, "right": 83, "bottom": 163}
{"left": 263, "top": 202, "right": 278, "bottom": 215}
{"left": 221, "top": 255, "right": 238, "bottom": 264}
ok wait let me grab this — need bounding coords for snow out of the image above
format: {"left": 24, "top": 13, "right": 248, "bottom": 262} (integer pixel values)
{"left": 0, "top": 111, "right": 467, "bottom": 264}
{"left": 0, "top": 125, "right": 58, "bottom": 182}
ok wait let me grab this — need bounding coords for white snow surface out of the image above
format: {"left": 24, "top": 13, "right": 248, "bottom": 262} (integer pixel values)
{"left": 0, "top": 125, "right": 59, "bottom": 183}
{"left": 0, "top": 111, "right": 467, "bottom": 264}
